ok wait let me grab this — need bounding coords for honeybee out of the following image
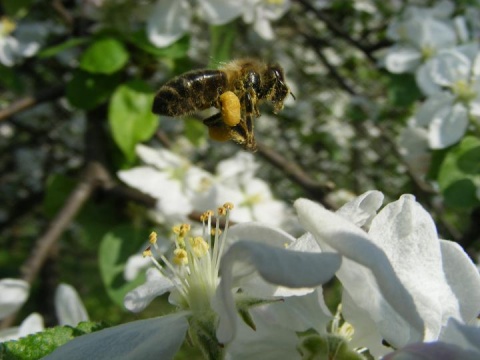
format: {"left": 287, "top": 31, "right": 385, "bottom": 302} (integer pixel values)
{"left": 152, "top": 58, "right": 293, "bottom": 151}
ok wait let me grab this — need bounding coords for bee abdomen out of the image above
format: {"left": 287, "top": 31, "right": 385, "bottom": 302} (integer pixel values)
{"left": 152, "top": 70, "right": 228, "bottom": 116}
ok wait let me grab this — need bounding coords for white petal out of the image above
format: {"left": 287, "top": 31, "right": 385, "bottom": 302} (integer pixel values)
{"left": 0, "top": 278, "right": 30, "bottom": 319}
{"left": 43, "top": 313, "right": 189, "bottom": 360}
{"left": 147, "top": 0, "right": 191, "bottom": 48}
{"left": 428, "top": 103, "right": 468, "bottom": 149}
{"left": 440, "top": 240, "right": 480, "bottom": 323}
{"left": 369, "top": 194, "right": 460, "bottom": 340}
{"left": 197, "top": 0, "right": 243, "bottom": 25}
{"left": 416, "top": 62, "right": 442, "bottom": 96}
{"left": 253, "top": 16, "right": 275, "bottom": 40}
{"left": 383, "top": 341, "right": 480, "bottom": 360}
{"left": 440, "top": 318, "right": 480, "bottom": 354}
{"left": 124, "top": 268, "right": 174, "bottom": 313}
{"left": 117, "top": 167, "right": 193, "bottom": 217}
{"left": 135, "top": 144, "right": 184, "bottom": 170}
{"left": 384, "top": 46, "right": 422, "bottom": 73}
{"left": 259, "top": 289, "right": 332, "bottom": 334}
{"left": 55, "top": 284, "right": 89, "bottom": 326}
{"left": 294, "top": 198, "right": 425, "bottom": 347}
{"left": 216, "top": 151, "right": 259, "bottom": 184}
{"left": 430, "top": 49, "right": 471, "bottom": 86}
{"left": 335, "top": 190, "right": 384, "bottom": 228}
{"left": 415, "top": 92, "right": 454, "bottom": 127}
{"left": 215, "top": 240, "right": 341, "bottom": 344}
{"left": 342, "top": 290, "right": 391, "bottom": 357}
{"left": 18, "top": 312, "right": 44, "bottom": 338}
{"left": 0, "top": 37, "right": 19, "bottom": 67}
{"left": 226, "top": 312, "right": 301, "bottom": 360}
{"left": 124, "top": 254, "right": 151, "bottom": 281}
{"left": 0, "top": 327, "right": 20, "bottom": 342}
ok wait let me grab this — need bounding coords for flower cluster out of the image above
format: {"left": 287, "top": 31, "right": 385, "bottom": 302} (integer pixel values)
{"left": 82, "top": 0, "right": 291, "bottom": 47}
{"left": 383, "top": 1, "right": 480, "bottom": 158}
{"left": 117, "top": 144, "right": 295, "bottom": 230}
{"left": 45, "top": 192, "right": 480, "bottom": 359}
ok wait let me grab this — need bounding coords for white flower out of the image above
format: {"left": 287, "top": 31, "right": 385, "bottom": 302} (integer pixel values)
{"left": 46, "top": 204, "right": 341, "bottom": 358}
{"left": 383, "top": 2, "right": 458, "bottom": 75}
{"left": 117, "top": 144, "right": 214, "bottom": 222}
{"left": 0, "top": 18, "right": 48, "bottom": 67}
{"left": 205, "top": 151, "right": 295, "bottom": 229}
{"left": 295, "top": 192, "right": 480, "bottom": 357}
{"left": 411, "top": 44, "right": 480, "bottom": 148}
{"left": 242, "top": 0, "right": 291, "bottom": 40}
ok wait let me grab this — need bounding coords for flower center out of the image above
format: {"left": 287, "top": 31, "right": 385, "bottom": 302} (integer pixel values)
{"left": 143, "top": 203, "right": 234, "bottom": 313}
{"left": 452, "top": 79, "right": 477, "bottom": 103}
{"left": 0, "top": 17, "right": 16, "bottom": 37}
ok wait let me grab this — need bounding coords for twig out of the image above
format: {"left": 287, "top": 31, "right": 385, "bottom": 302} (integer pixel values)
{"left": 0, "top": 86, "right": 64, "bottom": 122}
{"left": 256, "top": 142, "right": 335, "bottom": 208}
{"left": 296, "top": 0, "right": 377, "bottom": 63}
{"left": 301, "top": 32, "right": 357, "bottom": 96}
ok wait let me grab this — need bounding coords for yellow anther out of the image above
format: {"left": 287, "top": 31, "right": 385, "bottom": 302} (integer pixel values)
{"left": 173, "top": 248, "right": 188, "bottom": 265}
{"left": 218, "top": 206, "right": 227, "bottom": 216}
{"left": 143, "top": 247, "right": 152, "bottom": 258}
{"left": 179, "top": 223, "right": 191, "bottom": 237}
{"left": 200, "top": 210, "right": 214, "bottom": 222}
{"left": 190, "top": 236, "right": 209, "bottom": 258}
{"left": 172, "top": 225, "right": 181, "bottom": 234}
{"left": 223, "top": 202, "right": 234, "bottom": 210}
{"left": 211, "top": 228, "right": 222, "bottom": 237}
{"left": 149, "top": 231, "right": 157, "bottom": 245}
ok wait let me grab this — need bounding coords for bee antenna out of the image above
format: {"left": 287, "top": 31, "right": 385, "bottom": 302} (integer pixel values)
{"left": 290, "top": 91, "right": 296, "bottom": 100}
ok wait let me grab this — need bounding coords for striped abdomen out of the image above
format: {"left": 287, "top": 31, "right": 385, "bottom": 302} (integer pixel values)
{"left": 152, "top": 70, "right": 228, "bottom": 116}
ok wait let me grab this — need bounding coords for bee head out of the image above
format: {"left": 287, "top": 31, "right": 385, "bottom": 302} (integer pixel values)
{"left": 266, "top": 64, "right": 291, "bottom": 113}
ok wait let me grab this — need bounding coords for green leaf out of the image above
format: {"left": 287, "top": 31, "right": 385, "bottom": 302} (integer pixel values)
{"left": 80, "top": 37, "right": 129, "bottom": 74}
{"left": 438, "top": 136, "right": 480, "bottom": 208}
{"left": 387, "top": 73, "right": 422, "bottom": 107}
{"left": 43, "top": 175, "right": 77, "bottom": 218}
{"left": 208, "top": 23, "right": 237, "bottom": 67}
{"left": 99, "top": 225, "right": 148, "bottom": 306}
{"left": 0, "top": 321, "right": 109, "bottom": 360}
{"left": 66, "top": 69, "right": 121, "bottom": 110}
{"left": 108, "top": 80, "right": 158, "bottom": 162}
{"left": 127, "top": 30, "right": 190, "bottom": 58}
{"left": 38, "top": 38, "right": 89, "bottom": 59}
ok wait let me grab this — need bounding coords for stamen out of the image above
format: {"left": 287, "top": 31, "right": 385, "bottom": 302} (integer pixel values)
{"left": 190, "top": 237, "right": 209, "bottom": 258}
{"left": 173, "top": 248, "right": 188, "bottom": 265}
{"left": 143, "top": 247, "right": 152, "bottom": 258}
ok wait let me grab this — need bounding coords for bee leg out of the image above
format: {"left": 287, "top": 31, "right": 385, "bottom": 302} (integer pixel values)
{"left": 203, "top": 112, "right": 223, "bottom": 128}
{"left": 241, "top": 90, "right": 257, "bottom": 151}
{"left": 204, "top": 112, "right": 248, "bottom": 146}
